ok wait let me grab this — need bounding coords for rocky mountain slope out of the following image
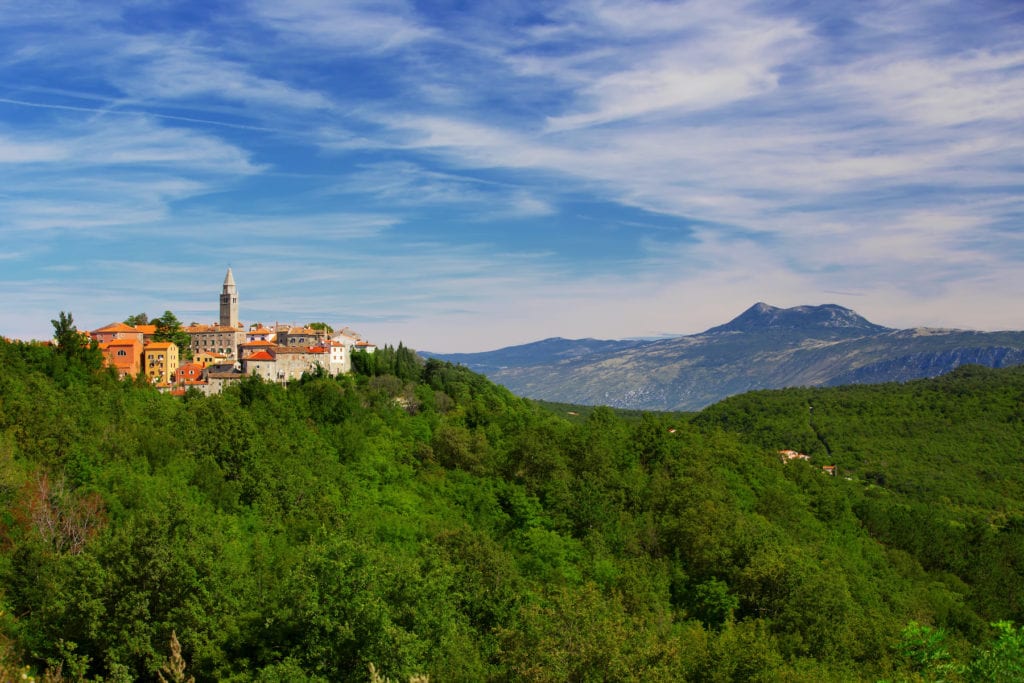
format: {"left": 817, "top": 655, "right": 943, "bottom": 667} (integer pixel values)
{"left": 425, "top": 303, "right": 1024, "bottom": 411}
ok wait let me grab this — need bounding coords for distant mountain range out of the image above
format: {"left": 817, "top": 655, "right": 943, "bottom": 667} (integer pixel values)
{"left": 424, "top": 303, "right": 1024, "bottom": 411}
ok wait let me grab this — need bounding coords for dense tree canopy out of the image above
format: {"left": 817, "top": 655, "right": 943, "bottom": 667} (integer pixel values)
{"left": 123, "top": 313, "right": 149, "bottom": 327}
{"left": 1, "top": 332, "right": 1022, "bottom": 681}
{"left": 152, "top": 310, "right": 192, "bottom": 359}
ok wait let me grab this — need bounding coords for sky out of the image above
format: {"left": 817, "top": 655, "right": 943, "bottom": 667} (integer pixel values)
{"left": 1, "top": 0, "right": 1022, "bottom": 352}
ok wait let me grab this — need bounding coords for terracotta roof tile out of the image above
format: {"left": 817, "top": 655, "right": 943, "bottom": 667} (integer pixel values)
{"left": 93, "top": 322, "right": 141, "bottom": 333}
{"left": 102, "top": 339, "right": 140, "bottom": 347}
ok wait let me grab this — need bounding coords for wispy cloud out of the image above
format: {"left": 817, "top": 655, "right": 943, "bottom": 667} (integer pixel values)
{"left": 332, "top": 161, "right": 556, "bottom": 218}
{"left": 248, "top": 0, "right": 435, "bottom": 52}
{"left": 542, "top": 1, "right": 812, "bottom": 130}
{"left": 112, "top": 37, "right": 336, "bottom": 112}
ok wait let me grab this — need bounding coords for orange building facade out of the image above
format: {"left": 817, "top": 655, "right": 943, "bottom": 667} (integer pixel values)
{"left": 99, "top": 338, "right": 143, "bottom": 378}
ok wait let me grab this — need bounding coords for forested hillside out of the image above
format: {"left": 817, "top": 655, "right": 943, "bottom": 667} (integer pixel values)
{"left": 1, "top": 336, "right": 1022, "bottom": 681}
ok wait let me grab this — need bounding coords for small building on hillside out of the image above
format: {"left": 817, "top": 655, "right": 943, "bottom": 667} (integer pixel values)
{"left": 239, "top": 340, "right": 278, "bottom": 359}
{"left": 203, "top": 370, "right": 244, "bottom": 395}
{"left": 193, "top": 350, "right": 227, "bottom": 367}
{"left": 353, "top": 340, "right": 377, "bottom": 354}
{"left": 99, "top": 338, "right": 143, "bottom": 378}
{"left": 274, "top": 346, "right": 330, "bottom": 381}
{"left": 175, "top": 362, "right": 206, "bottom": 386}
{"left": 242, "top": 350, "right": 277, "bottom": 381}
{"left": 328, "top": 340, "right": 350, "bottom": 375}
{"left": 246, "top": 325, "right": 275, "bottom": 343}
{"left": 277, "top": 326, "right": 329, "bottom": 347}
{"left": 779, "top": 450, "right": 812, "bottom": 463}
{"left": 144, "top": 341, "right": 179, "bottom": 385}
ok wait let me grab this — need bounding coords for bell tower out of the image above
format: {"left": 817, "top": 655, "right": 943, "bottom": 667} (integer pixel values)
{"left": 219, "top": 267, "right": 239, "bottom": 327}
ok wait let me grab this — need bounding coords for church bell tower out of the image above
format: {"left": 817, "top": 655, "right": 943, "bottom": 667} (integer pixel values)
{"left": 219, "top": 267, "right": 239, "bottom": 327}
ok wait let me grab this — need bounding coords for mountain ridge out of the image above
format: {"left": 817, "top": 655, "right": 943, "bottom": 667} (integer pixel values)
{"left": 704, "top": 302, "right": 892, "bottom": 335}
{"left": 424, "top": 303, "right": 1024, "bottom": 411}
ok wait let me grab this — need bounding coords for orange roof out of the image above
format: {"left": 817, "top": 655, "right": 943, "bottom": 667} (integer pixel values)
{"left": 246, "top": 351, "right": 275, "bottom": 361}
{"left": 93, "top": 322, "right": 140, "bottom": 334}
{"left": 135, "top": 324, "right": 157, "bottom": 335}
{"left": 249, "top": 327, "right": 272, "bottom": 334}
{"left": 101, "top": 338, "right": 140, "bottom": 348}
{"left": 145, "top": 341, "right": 176, "bottom": 350}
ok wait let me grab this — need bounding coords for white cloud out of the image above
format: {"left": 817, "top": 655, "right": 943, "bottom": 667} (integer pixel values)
{"left": 113, "top": 38, "right": 335, "bottom": 111}
{"left": 0, "top": 135, "right": 68, "bottom": 163}
{"left": 332, "top": 161, "right": 555, "bottom": 218}
{"left": 0, "top": 117, "right": 261, "bottom": 233}
{"left": 832, "top": 49, "right": 1024, "bottom": 128}
{"left": 544, "top": 1, "right": 811, "bottom": 130}
{"left": 78, "top": 119, "right": 262, "bottom": 174}
{"left": 248, "top": 0, "right": 434, "bottom": 52}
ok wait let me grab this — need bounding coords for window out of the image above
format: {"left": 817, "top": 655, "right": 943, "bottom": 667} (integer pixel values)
{"left": 117, "top": 350, "right": 127, "bottom": 357}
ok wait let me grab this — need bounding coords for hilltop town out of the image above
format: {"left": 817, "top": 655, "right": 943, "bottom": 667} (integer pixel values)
{"left": 89, "top": 268, "right": 376, "bottom": 394}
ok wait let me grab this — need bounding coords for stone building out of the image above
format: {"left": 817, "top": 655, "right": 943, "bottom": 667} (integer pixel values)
{"left": 276, "top": 326, "right": 329, "bottom": 347}
{"left": 187, "top": 324, "right": 245, "bottom": 360}
{"left": 268, "top": 346, "right": 330, "bottom": 382}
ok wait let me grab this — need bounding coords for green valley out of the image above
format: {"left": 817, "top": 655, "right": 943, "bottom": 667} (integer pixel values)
{"left": 1, "top": 335, "right": 1022, "bottom": 681}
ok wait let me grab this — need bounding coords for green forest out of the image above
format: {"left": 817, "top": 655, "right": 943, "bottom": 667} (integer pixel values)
{"left": 1, "top": 324, "right": 1023, "bottom": 681}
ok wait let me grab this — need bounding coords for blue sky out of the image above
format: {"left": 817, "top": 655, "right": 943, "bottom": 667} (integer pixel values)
{"left": 1, "top": 0, "right": 1022, "bottom": 352}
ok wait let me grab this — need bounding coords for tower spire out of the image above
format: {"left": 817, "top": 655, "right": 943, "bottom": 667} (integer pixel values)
{"left": 219, "top": 267, "right": 238, "bottom": 328}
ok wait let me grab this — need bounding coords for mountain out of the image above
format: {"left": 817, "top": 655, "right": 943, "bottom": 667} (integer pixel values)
{"left": 704, "top": 302, "right": 890, "bottom": 335}
{"left": 424, "top": 303, "right": 1024, "bottom": 411}
{"left": 429, "top": 336, "right": 645, "bottom": 372}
